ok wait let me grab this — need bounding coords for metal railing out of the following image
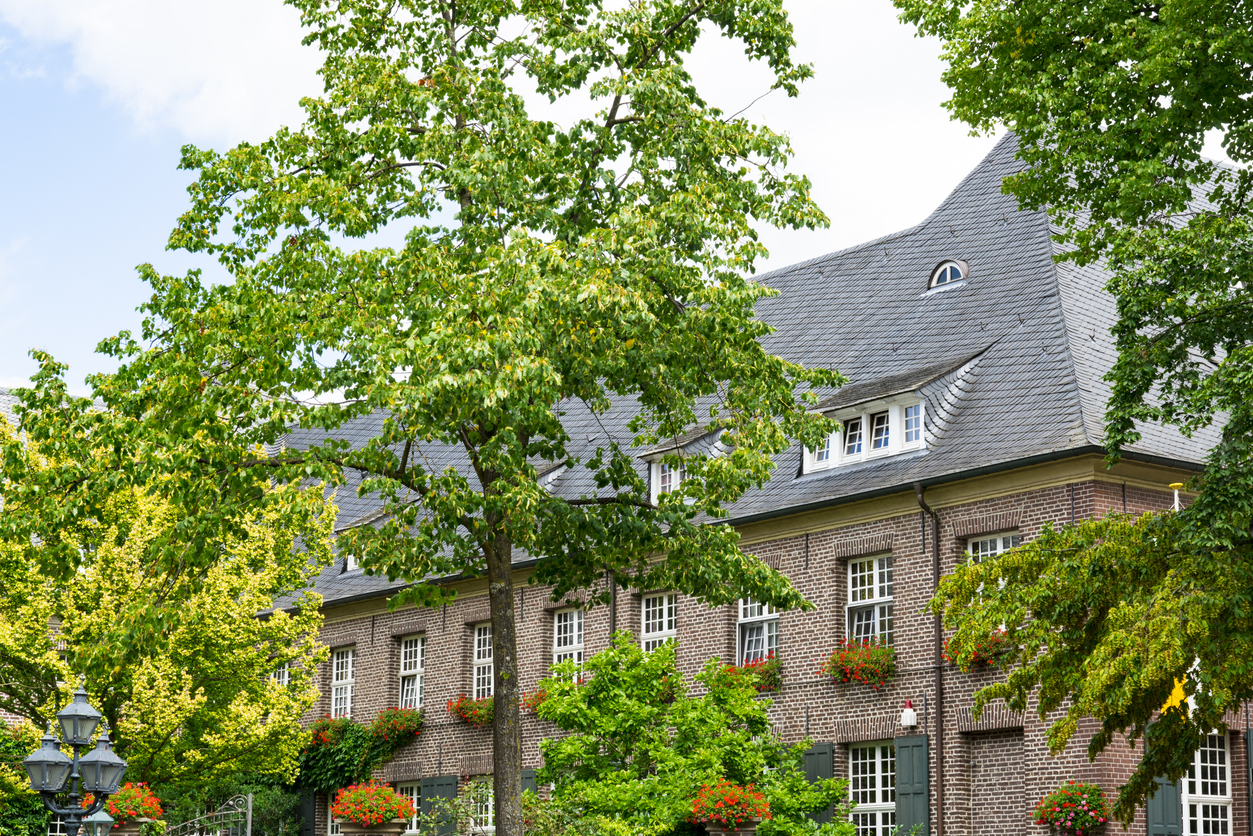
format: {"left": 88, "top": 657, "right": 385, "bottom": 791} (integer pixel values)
{"left": 166, "top": 794, "right": 252, "bottom": 836}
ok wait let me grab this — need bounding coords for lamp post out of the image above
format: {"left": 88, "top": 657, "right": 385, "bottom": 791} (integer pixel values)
{"left": 23, "top": 682, "right": 127, "bottom": 836}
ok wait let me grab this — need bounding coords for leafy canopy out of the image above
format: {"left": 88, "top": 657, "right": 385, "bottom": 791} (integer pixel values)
{"left": 535, "top": 634, "right": 854, "bottom": 836}
{"left": 895, "top": 0, "right": 1253, "bottom": 820}
{"left": 0, "top": 421, "right": 334, "bottom": 787}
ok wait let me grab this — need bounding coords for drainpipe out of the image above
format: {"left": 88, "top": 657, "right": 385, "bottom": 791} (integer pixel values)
{"left": 915, "top": 483, "right": 944, "bottom": 836}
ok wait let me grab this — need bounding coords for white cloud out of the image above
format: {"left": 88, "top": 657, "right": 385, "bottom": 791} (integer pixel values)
{"left": 0, "top": 0, "right": 323, "bottom": 144}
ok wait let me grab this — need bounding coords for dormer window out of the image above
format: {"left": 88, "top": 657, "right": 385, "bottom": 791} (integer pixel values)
{"left": 659, "top": 461, "right": 685, "bottom": 494}
{"left": 929, "top": 260, "right": 967, "bottom": 288}
{"left": 804, "top": 399, "right": 925, "bottom": 474}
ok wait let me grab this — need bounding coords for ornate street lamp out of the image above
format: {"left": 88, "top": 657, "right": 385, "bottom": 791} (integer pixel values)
{"left": 23, "top": 682, "right": 127, "bottom": 836}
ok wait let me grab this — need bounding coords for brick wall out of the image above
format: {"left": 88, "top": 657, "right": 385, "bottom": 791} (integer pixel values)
{"left": 311, "top": 473, "right": 1246, "bottom": 836}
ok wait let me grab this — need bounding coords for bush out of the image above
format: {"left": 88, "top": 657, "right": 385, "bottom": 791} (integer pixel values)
{"left": 689, "top": 782, "right": 770, "bottom": 828}
{"left": 446, "top": 694, "right": 494, "bottom": 727}
{"left": 157, "top": 773, "right": 301, "bottom": 836}
{"left": 296, "top": 710, "right": 420, "bottom": 794}
{"left": 0, "top": 721, "right": 50, "bottom": 836}
{"left": 331, "top": 782, "right": 415, "bottom": 827}
{"left": 1034, "top": 781, "right": 1110, "bottom": 835}
{"left": 816, "top": 638, "right": 895, "bottom": 689}
{"left": 368, "top": 707, "right": 423, "bottom": 751}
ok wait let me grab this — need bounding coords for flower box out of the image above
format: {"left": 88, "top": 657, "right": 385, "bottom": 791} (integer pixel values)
{"left": 943, "top": 629, "right": 1008, "bottom": 671}
{"left": 703, "top": 817, "right": 762, "bottom": 836}
{"left": 446, "top": 694, "right": 494, "bottom": 727}
{"left": 816, "top": 637, "right": 895, "bottom": 689}
{"left": 334, "top": 819, "right": 409, "bottom": 836}
{"left": 108, "top": 819, "right": 154, "bottom": 836}
{"left": 725, "top": 652, "right": 782, "bottom": 692}
{"left": 1033, "top": 780, "right": 1110, "bottom": 835}
{"left": 331, "top": 782, "right": 415, "bottom": 833}
{"left": 689, "top": 781, "right": 770, "bottom": 834}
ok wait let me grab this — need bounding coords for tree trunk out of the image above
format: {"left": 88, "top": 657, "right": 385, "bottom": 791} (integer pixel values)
{"left": 485, "top": 527, "right": 523, "bottom": 836}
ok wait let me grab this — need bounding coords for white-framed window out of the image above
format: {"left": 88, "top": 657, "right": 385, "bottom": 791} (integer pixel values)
{"left": 967, "top": 531, "right": 1021, "bottom": 563}
{"left": 850, "top": 742, "right": 896, "bottom": 836}
{"left": 738, "top": 598, "right": 779, "bottom": 664}
{"left": 395, "top": 783, "right": 420, "bottom": 833}
{"left": 847, "top": 556, "right": 893, "bottom": 646}
{"left": 328, "top": 799, "right": 341, "bottom": 836}
{"left": 474, "top": 623, "right": 494, "bottom": 699}
{"left": 553, "top": 608, "right": 585, "bottom": 667}
{"left": 270, "top": 661, "right": 290, "bottom": 687}
{"left": 804, "top": 401, "right": 925, "bottom": 473}
{"left": 399, "top": 635, "right": 425, "bottom": 710}
{"left": 929, "top": 260, "right": 967, "bottom": 288}
{"left": 642, "top": 593, "right": 677, "bottom": 651}
{"left": 470, "top": 779, "right": 495, "bottom": 834}
{"left": 48, "top": 817, "right": 68, "bottom": 836}
{"left": 331, "top": 648, "right": 354, "bottom": 718}
{"left": 904, "top": 404, "right": 922, "bottom": 443}
{"left": 1184, "top": 733, "right": 1231, "bottom": 835}
{"left": 650, "top": 459, "right": 687, "bottom": 502}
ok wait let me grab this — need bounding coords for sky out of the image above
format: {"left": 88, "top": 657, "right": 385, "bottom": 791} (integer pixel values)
{"left": 0, "top": 0, "right": 1215, "bottom": 394}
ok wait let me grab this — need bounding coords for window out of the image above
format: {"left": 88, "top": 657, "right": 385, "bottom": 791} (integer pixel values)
{"left": 553, "top": 608, "right": 585, "bottom": 667}
{"left": 270, "top": 662, "right": 290, "bottom": 687}
{"left": 738, "top": 598, "right": 779, "bottom": 664}
{"left": 848, "top": 556, "right": 893, "bottom": 646}
{"left": 48, "top": 817, "right": 68, "bottom": 836}
{"left": 328, "top": 800, "right": 341, "bottom": 836}
{"left": 843, "top": 418, "right": 863, "bottom": 456}
{"left": 929, "top": 260, "right": 966, "bottom": 288}
{"left": 1184, "top": 734, "right": 1231, "bottom": 834}
{"left": 850, "top": 743, "right": 896, "bottom": 836}
{"left": 870, "top": 412, "right": 890, "bottom": 450}
{"left": 642, "top": 593, "right": 677, "bottom": 651}
{"left": 331, "top": 648, "right": 354, "bottom": 718}
{"left": 470, "top": 779, "right": 495, "bottom": 834}
{"left": 395, "top": 783, "right": 420, "bottom": 833}
{"left": 399, "top": 636, "right": 425, "bottom": 710}
{"left": 804, "top": 402, "right": 925, "bottom": 474}
{"left": 474, "top": 623, "right": 494, "bottom": 699}
{"left": 904, "top": 404, "right": 921, "bottom": 443}
{"left": 967, "top": 532, "right": 1021, "bottom": 563}
{"left": 658, "top": 460, "right": 686, "bottom": 494}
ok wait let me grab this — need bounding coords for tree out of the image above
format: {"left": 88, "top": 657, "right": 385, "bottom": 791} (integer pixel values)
{"left": 2, "top": 1, "right": 839, "bottom": 834}
{"left": 532, "top": 634, "right": 853, "bottom": 835}
{"left": 893, "top": 0, "right": 1253, "bottom": 820}
{"left": 0, "top": 422, "right": 334, "bottom": 786}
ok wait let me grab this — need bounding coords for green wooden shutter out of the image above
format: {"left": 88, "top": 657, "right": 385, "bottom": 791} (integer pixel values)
{"left": 1146, "top": 776, "right": 1183, "bottom": 836}
{"left": 298, "top": 791, "right": 316, "bottom": 836}
{"left": 803, "top": 742, "right": 835, "bottom": 824}
{"left": 420, "top": 775, "right": 459, "bottom": 836}
{"left": 521, "top": 769, "right": 538, "bottom": 796}
{"left": 894, "top": 734, "right": 930, "bottom": 836}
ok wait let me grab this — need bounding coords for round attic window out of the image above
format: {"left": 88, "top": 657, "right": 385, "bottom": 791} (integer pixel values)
{"left": 929, "top": 260, "right": 968, "bottom": 288}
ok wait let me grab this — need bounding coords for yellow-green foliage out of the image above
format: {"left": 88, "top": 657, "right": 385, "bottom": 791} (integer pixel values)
{"left": 0, "top": 721, "right": 40, "bottom": 801}
{"left": 0, "top": 421, "right": 335, "bottom": 786}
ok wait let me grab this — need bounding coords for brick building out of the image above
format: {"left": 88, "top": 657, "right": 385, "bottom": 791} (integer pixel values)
{"left": 285, "top": 135, "right": 1242, "bottom": 835}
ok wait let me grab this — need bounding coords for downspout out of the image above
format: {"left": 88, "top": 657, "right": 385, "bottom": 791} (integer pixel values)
{"left": 915, "top": 483, "right": 944, "bottom": 836}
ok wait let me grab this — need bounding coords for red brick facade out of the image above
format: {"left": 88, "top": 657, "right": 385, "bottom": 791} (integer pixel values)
{"left": 310, "top": 458, "right": 1248, "bottom": 836}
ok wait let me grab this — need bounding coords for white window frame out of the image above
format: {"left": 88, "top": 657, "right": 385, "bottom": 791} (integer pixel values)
{"left": 1184, "top": 733, "right": 1231, "bottom": 835}
{"left": 474, "top": 623, "right": 494, "bottom": 700}
{"left": 650, "top": 458, "right": 687, "bottom": 502}
{"left": 849, "top": 742, "right": 896, "bottom": 836}
{"left": 270, "top": 661, "right": 290, "bottom": 687}
{"left": 331, "top": 647, "right": 354, "bottom": 718}
{"left": 847, "top": 555, "right": 894, "bottom": 646}
{"left": 395, "top": 783, "right": 420, "bottom": 834}
{"left": 929, "top": 260, "right": 967, "bottom": 288}
{"left": 641, "top": 593, "right": 677, "bottom": 651}
{"left": 553, "top": 608, "right": 585, "bottom": 668}
{"left": 967, "top": 531, "right": 1021, "bottom": 563}
{"left": 804, "top": 399, "right": 925, "bottom": 474}
{"left": 737, "top": 598, "right": 779, "bottom": 665}
{"left": 328, "top": 799, "right": 341, "bottom": 836}
{"left": 399, "top": 635, "right": 425, "bottom": 710}
{"left": 470, "top": 778, "right": 495, "bottom": 834}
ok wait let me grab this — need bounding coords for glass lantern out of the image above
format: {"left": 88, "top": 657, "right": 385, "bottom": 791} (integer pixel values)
{"left": 57, "top": 684, "right": 103, "bottom": 748}
{"left": 79, "top": 726, "right": 127, "bottom": 795}
{"left": 23, "top": 728, "right": 73, "bottom": 793}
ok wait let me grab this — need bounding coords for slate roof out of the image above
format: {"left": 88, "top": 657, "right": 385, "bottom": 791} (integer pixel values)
{"left": 278, "top": 133, "right": 1220, "bottom": 605}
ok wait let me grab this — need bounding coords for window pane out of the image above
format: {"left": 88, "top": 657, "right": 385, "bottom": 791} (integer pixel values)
{"left": 850, "top": 559, "right": 874, "bottom": 603}
{"left": 816, "top": 435, "right": 831, "bottom": 462}
{"left": 851, "top": 606, "right": 876, "bottom": 642}
{"left": 851, "top": 747, "right": 876, "bottom": 804}
{"left": 642, "top": 594, "right": 677, "bottom": 650}
{"left": 844, "top": 418, "right": 863, "bottom": 455}
{"left": 904, "top": 404, "right": 921, "bottom": 443}
{"left": 475, "top": 624, "right": 494, "bottom": 699}
{"left": 740, "top": 623, "right": 766, "bottom": 664}
{"left": 870, "top": 412, "right": 890, "bottom": 450}
{"left": 878, "top": 557, "right": 894, "bottom": 598}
